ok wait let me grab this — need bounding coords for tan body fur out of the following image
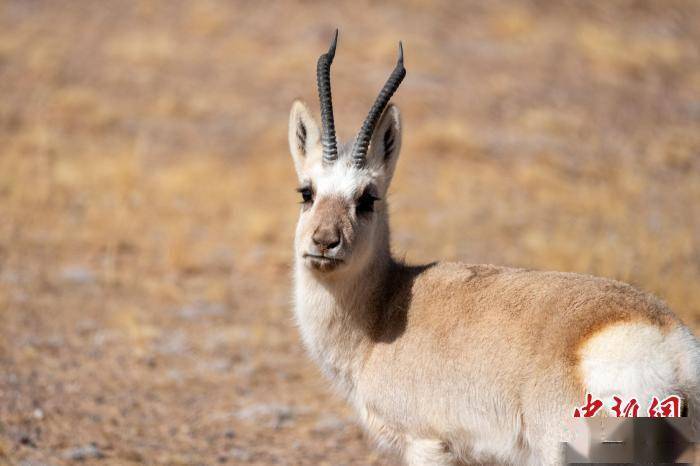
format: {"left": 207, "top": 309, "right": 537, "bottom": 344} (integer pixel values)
{"left": 288, "top": 98, "right": 700, "bottom": 464}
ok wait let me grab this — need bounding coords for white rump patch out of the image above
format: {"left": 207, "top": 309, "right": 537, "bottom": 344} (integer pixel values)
{"left": 578, "top": 321, "right": 680, "bottom": 413}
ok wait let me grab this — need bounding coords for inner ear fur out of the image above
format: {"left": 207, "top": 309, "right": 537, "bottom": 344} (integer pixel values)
{"left": 368, "top": 104, "right": 402, "bottom": 178}
{"left": 288, "top": 100, "right": 321, "bottom": 175}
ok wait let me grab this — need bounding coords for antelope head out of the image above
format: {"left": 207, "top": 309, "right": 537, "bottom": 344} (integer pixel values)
{"left": 288, "top": 31, "right": 405, "bottom": 279}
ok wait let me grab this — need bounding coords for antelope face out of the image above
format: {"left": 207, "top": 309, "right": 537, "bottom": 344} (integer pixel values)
{"left": 288, "top": 100, "right": 401, "bottom": 277}
{"left": 288, "top": 30, "right": 405, "bottom": 277}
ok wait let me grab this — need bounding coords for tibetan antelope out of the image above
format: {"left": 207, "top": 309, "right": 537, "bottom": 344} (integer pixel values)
{"left": 287, "top": 30, "right": 699, "bottom": 465}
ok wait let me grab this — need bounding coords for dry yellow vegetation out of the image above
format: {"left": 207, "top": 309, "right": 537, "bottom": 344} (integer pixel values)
{"left": 0, "top": 1, "right": 698, "bottom": 464}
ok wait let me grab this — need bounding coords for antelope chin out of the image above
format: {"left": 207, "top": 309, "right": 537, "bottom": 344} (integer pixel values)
{"left": 304, "top": 254, "right": 344, "bottom": 272}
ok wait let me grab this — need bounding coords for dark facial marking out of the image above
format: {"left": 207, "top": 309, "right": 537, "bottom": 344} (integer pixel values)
{"left": 356, "top": 185, "right": 380, "bottom": 215}
{"left": 297, "top": 183, "right": 314, "bottom": 209}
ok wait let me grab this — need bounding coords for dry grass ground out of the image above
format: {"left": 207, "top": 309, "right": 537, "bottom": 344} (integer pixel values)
{"left": 0, "top": 1, "right": 699, "bottom": 464}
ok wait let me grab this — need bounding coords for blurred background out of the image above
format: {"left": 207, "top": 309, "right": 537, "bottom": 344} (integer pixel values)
{"left": 0, "top": 0, "right": 699, "bottom": 464}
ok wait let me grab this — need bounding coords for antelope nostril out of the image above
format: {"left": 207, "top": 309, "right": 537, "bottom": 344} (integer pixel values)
{"left": 312, "top": 227, "right": 341, "bottom": 250}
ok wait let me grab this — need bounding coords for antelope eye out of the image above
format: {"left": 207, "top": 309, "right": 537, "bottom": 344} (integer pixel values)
{"left": 297, "top": 186, "right": 313, "bottom": 205}
{"left": 356, "top": 190, "right": 380, "bottom": 214}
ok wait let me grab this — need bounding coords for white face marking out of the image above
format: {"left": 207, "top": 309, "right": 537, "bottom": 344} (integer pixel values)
{"left": 308, "top": 160, "right": 382, "bottom": 202}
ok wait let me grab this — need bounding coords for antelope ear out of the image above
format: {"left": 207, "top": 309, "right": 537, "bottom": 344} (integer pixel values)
{"left": 367, "top": 104, "right": 402, "bottom": 184}
{"left": 288, "top": 100, "right": 321, "bottom": 177}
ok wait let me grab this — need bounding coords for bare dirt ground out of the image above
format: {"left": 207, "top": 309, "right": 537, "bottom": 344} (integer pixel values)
{"left": 1, "top": 1, "right": 699, "bottom": 464}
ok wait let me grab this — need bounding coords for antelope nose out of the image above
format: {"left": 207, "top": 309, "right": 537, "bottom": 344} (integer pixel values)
{"left": 312, "top": 226, "right": 341, "bottom": 251}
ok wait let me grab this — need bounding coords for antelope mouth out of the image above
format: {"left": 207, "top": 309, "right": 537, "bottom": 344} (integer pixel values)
{"left": 303, "top": 254, "right": 344, "bottom": 271}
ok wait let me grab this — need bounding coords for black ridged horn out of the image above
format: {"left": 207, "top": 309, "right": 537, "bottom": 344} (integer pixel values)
{"left": 351, "top": 41, "right": 406, "bottom": 168}
{"left": 317, "top": 29, "right": 339, "bottom": 165}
